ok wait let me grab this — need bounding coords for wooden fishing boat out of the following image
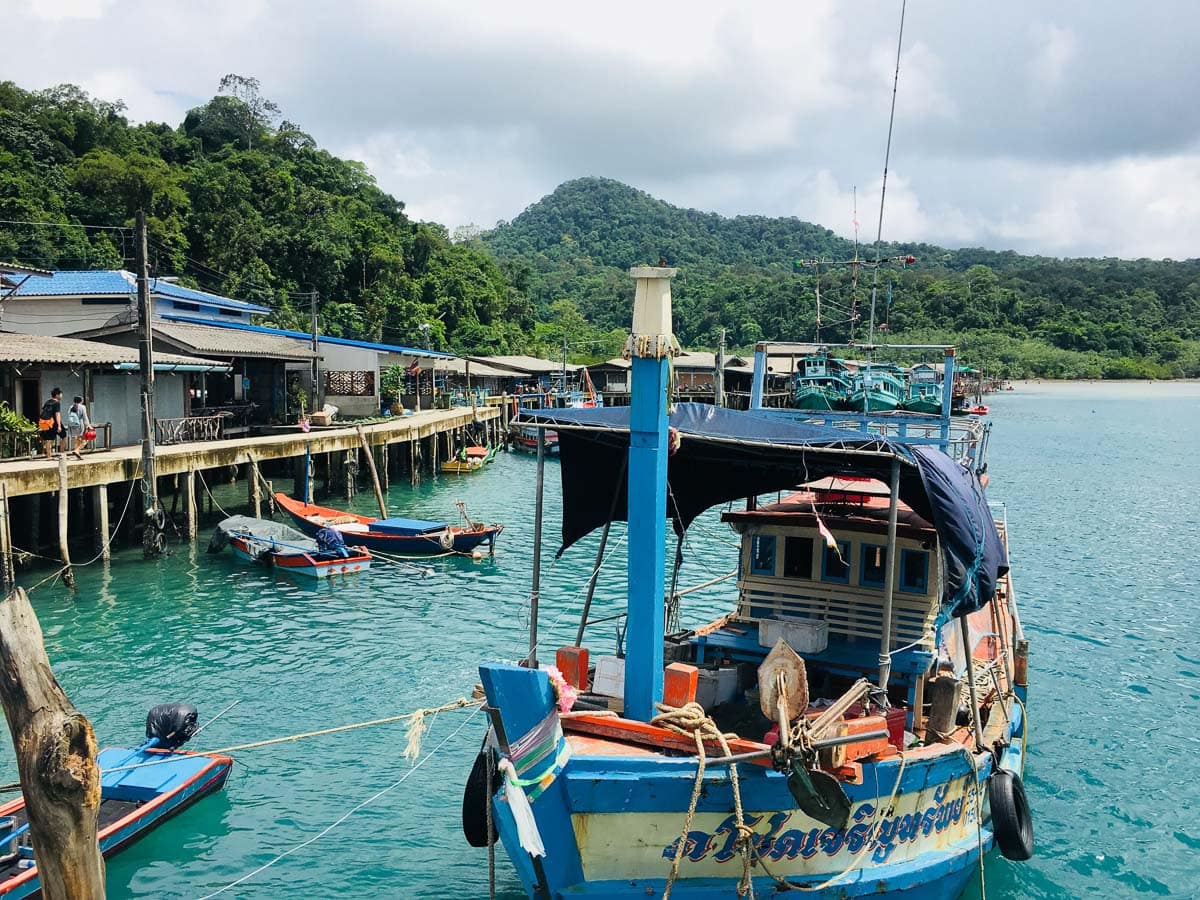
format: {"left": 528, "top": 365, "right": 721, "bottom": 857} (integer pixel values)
{"left": 843, "top": 364, "right": 906, "bottom": 412}
{"left": 0, "top": 704, "right": 232, "bottom": 899}
{"left": 792, "top": 355, "right": 851, "bottom": 411}
{"left": 468, "top": 269, "right": 1030, "bottom": 899}
{"left": 274, "top": 493, "right": 501, "bottom": 555}
{"left": 512, "top": 424, "right": 559, "bottom": 455}
{"left": 209, "top": 515, "right": 371, "bottom": 578}
{"left": 901, "top": 383, "right": 943, "bottom": 415}
{"left": 442, "top": 444, "right": 499, "bottom": 473}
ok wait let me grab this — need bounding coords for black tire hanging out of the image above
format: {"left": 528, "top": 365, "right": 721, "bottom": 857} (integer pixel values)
{"left": 462, "top": 748, "right": 499, "bottom": 848}
{"left": 988, "top": 768, "right": 1034, "bottom": 861}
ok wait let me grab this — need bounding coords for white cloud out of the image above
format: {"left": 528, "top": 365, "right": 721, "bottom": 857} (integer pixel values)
{"left": 25, "top": 0, "right": 113, "bottom": 21}
{"left": 1030, "top": 23, "right": 1077, "bottom": 90}
{"left": 1, "top": 0, "right": 1198, "bottom": 258}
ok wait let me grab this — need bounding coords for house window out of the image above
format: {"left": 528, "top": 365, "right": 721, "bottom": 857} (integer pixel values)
{"left": 861, "top": 543, "right": 887, "bottom": 587}
{"left": 172, "top": 301, "right": 201, "bottom": 312}
{"left": 900, "top": 549, "right": 929, "bottom": 593}
{"left": 325, "top": 370, "right": 377, "bottom": 397}
{"left": 218, "top": 308, "right": 242, "bottom": 317}
{"left": 783, "top": 536, "right": 813, "bottom": 579}
{"left": 821, "top": 540, "right": 851, "bottom": 583}
{"left": 750, "top": 534, "right": 776, "bottom": 576}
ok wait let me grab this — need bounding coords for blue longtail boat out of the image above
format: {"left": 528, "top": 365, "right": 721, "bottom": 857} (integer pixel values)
{"left": 469, "top": 268, "right": 1031, "bottom": 898}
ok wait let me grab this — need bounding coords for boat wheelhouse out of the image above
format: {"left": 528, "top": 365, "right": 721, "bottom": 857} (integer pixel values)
{"left": 470, "top": 269, "right": 1030, "bottom": 899}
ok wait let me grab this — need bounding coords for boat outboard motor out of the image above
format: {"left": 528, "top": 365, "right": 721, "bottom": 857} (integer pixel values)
{"left": 146, "top": 702, "right": 200, "bottom": 750}
{"left": 315, "top": 526, "right": 350, "bottom": 558}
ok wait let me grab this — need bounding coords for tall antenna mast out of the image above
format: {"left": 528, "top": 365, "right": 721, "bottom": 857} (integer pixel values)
{"left": 868, "top": 0, "right": 907, "bottom": 346}
{"left": 850, "top": 186, "right": 861, "bottom": 341}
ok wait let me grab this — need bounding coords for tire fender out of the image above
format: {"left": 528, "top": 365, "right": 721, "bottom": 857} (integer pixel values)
{"left": 988, "top": 767, "right": 1034, "bottom": 861}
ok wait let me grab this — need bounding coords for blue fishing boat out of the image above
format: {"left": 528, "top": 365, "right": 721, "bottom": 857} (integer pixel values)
{"left": 469, "top": 268, "right": 1031, "bottom": 898}
{"left": 0, "top": 704, "right": 232, "bottom": 899}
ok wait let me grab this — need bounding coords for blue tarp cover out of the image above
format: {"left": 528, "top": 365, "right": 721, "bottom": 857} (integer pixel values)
{"left": 524, "top": 403, "right": 1006, "bottom": 617}
{"left": 372, "top": 516, "right": 447, "bottom": 535}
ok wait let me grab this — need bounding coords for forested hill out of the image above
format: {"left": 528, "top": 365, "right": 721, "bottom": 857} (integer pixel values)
{"left": 486, "top": 177, "right": 1200, "bottom": 378}
{"left": 0, "top": 80, "right": 534, "bottom": 354}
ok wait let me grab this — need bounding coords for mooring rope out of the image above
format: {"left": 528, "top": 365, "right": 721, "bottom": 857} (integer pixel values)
{"left": 652, "top": 702, "right": 754, "bottom": 899}
{"left": 195, "top": 703, "right": 483, "bottom": 900}
{"left": 101, "top": 697, "right": 481, "bottom": 775}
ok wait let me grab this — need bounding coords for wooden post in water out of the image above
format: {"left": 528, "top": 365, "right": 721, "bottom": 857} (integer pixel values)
{"left": 378, "top": 442, "right": 389, "bottom": 491}
{"left": 185, "top": 469, "right": 198, "bottom": 540}
{"left": 0, "top": 484, "right": 14, "bottom": 590}
{"left": 57, "top": 456, "right": 74, "bottom": 588}
{"left": 356, "top": 426, "right": 387, "bottom": 518}
{"left": 91, "top": 485, "right": 109, "bottom": 562}
{"left": 0, "top": 587, "right": 105, "bottom": 899}
{"left": 248, "top": 456, "right": 262, "bottom": 518}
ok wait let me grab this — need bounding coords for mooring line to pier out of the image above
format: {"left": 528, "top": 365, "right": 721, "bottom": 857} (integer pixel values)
{"left": 195, "top": 702, "right": 484, "bottom": 900}
{"left": 101, "top": 696, "right": 483, "bottom": 775}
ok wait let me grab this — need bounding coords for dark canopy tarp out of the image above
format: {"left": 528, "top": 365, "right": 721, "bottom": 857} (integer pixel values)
{"left": 523, "top": 403, "right": 1006, "bottom": 617}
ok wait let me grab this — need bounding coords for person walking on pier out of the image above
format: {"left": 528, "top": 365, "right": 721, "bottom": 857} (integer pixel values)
{"left": 67, "top": 395, "right": 91, "bottom": 460}
{"left": 37, "top": 387, "right": 65, "bottom": 459}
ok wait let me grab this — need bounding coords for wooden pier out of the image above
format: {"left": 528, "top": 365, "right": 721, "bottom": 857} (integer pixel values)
{"left": 0, "top": 405, "right": 503, "bottom": 577}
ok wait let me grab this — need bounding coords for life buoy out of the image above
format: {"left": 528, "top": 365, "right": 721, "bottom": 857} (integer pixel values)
{"left": 152, "top": 532, "right": 167, "bottom": 555}
{"left": 439, "top": 530, "right": 455, "bottom": 550}
{"left": 153, "top": 507, "right": 166, "bottom": 530}
{"left": 988, "top": 768, "right": 1034, "bottom": 860}
{"left": 462, "top": 747, "right": 500, "bottom": 847}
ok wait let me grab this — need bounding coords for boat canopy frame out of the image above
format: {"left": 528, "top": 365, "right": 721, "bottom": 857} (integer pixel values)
{"left": 523, "top": 403, "right": 1005, "bottom": 621}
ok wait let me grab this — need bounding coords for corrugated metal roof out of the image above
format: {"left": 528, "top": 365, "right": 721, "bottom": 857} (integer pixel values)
{"left": 160, "top": 315, "right": 452, "bottom": 357}
{"left": 379, "top": 355, "right": 520, "bottom": 376}
{"left": 0, "top": 331, "right": 224, "bottom": 368}
{"left": 11, "top": 270, "right": 270, "bottom": 314}
{"left": 472, "top": 355, "right": 582, "bottom": 375}
{"left": 154, "top": 322, "right": 317, "bottom": 361}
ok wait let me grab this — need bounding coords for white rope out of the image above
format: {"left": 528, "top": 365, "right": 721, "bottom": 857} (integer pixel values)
{"left": 195, "top": 704, "right": 482, "bottom": 899}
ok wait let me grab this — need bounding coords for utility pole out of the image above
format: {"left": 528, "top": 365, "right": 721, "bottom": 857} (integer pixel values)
{"left": 561, "top": 331, "right": 568, "bottom": 396}
{"left": 309, "top": 289, "right": 319, "bottom": 418}
{"left": 714, "top": 328, "right": 726, "bottom": 407}
{"left": 136, "top": 211, "right": 162, "bottom": 557}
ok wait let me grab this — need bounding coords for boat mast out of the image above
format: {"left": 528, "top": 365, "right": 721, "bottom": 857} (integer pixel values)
{"left": 867, "top": 0, "right": 908, "bottom": 347}
{"left": 623, "top": 266, "right": 677, "bottom": 721}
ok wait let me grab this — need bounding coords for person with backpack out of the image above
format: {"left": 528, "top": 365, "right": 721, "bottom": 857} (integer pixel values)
{"left": 67, "top": 395, "right": 91, "bottom": 459}
{"left": 37, "top": 387, "right": 65, "bottom": 459}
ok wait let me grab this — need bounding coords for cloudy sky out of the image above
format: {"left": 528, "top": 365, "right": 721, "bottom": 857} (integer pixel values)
{"left": 5, "top": 0, "right": 1199, "bottom": 259}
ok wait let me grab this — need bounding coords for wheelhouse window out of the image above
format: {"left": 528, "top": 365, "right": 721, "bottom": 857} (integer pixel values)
{"left": 861, "top": 543, "right": 887, "bottom": 587}
{"left": 783, "top": 536, "right": 814, "bottom": 580}
{"left": 900, "top": 549, "right": 929, "bottom": 593}
{"left": 750, "top": 534, "right": 776, "bottom": 576}
{"left": 821, "top": 540, "right": 851, "bottom": 583}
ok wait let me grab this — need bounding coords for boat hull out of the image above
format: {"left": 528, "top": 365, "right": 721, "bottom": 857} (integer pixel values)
{"left": 477, "top": 665, "right": 1026, "bottom": 900}
{"left": 900, "top": 397, "right": 942, "bottom": 415}
{"left": 793, "top": 388, "right": 840, "bottom": 411}
{"left": 843, "top": 391, "right": 901, "bottom": 412}
{"left": 0, "top": 749, "right": 232, "bottom": 899}
{"left": 274, "top": 494, "right": 501, "bottom": 555}
{"left": 228, "top": 536, "right": 371, "bottom": 578}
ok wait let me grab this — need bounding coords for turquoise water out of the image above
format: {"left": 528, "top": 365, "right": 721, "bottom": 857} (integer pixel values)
{"left": 2, "top": 381, "right": 1199, "bottom": 898}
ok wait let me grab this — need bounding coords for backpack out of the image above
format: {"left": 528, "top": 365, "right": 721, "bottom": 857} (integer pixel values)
{"left": 68, "top": 406, "right": 81, "bottom": 429}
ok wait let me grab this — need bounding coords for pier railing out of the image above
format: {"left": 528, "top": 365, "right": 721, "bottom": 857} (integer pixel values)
{"left": 0, "top": 432, "right": 38, "bottom": 459}
{"left": 155, "top": 414, "right": 224, "bottom": 445}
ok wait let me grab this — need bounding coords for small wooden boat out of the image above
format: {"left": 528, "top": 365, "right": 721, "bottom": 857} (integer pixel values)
{"left": 209, "top": 516, "right": 372, "bottom": 578}
{"left": 511, "top": 424, "right": 558, "bottom": 454}
{"left": 274, "top": 493, "right": 502, "bottom": 555}
{"left": 793, "top": 354, "right": 852, "bottom": 411}
{"left": 0, "top": 704, "right": 232, "bottom": 900}
{"left": 442, "top": 444, "right": 498, "bottom": 473}
{"left": 969, "top": 404, "right": 989, "bottom": 416}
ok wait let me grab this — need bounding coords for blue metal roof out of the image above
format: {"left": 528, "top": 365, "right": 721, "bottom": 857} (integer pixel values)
{"left": 160, "top": 314, "right": 453, "bottom": 358}
{"left": 11, "top": 270, "right": 271, "bottom": 314}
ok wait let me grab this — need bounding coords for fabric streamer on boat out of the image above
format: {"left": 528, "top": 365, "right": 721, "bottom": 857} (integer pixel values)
{"left": 523, "top": 403, "right": 1006, "bottom": 617}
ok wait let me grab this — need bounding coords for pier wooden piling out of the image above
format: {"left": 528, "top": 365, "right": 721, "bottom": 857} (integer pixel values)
{"left": 185, "top": 469, "right": 198, "bottom": 540}
{"left": 0, "top": 587, "right": 105, "bottom": 899}
{"left": 0, "top": 484, "right": 14, "bottom": 588}
{"left": 248, "top": 456, "right": 262, "bottom": 518}
{"left": 356, "top": 425, "right": 387, "bottom": 519}
{"left": 91, "top": 484, "right": 109, "bottom": 561}
{"left": 57, "top": 457, "right": 74, "bottom": 588}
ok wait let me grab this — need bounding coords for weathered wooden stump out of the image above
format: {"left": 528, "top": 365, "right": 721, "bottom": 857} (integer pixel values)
{"left": 0, "top": 587, "right": 105, "bottom": 899}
